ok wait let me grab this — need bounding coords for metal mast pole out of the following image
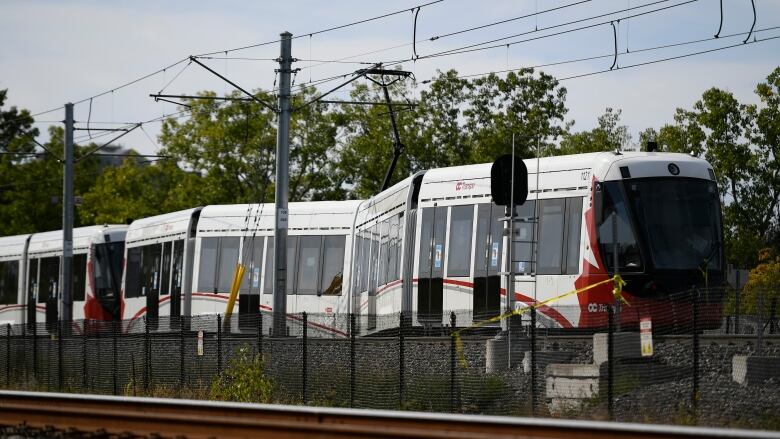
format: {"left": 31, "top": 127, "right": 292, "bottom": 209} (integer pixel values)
{"left": 273, "top": 32, "right": 292, "bottom": 336}
{"left": 61, "top": 102, "right": 74, "bottom": 322}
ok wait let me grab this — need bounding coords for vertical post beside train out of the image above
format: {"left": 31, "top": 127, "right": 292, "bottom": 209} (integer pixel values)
{"left": 273, "top": 32, "right": 292, "bottom": 336}
{"left": 61, "top": 102, "right": 74, "bottom": 322}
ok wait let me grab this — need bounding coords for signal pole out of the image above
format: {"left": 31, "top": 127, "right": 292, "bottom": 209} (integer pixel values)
{"left": 61, "top": 102, "right": 74, "bottom": 322}
{"left": 273, "top": 32, "right": 292, "bottom": 336}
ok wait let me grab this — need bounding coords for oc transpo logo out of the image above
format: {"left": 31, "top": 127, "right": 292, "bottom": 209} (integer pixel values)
{"left": 455, "top": 181, "right": 475, "bottom": 191}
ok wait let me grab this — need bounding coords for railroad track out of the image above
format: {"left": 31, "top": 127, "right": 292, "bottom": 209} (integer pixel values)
{"left": 1, "top": 391, "right": 779, "bottom": 439}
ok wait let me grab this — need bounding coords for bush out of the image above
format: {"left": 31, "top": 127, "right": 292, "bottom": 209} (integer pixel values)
{"left": 209, "top": 345, "right": 275, "bottom": 403}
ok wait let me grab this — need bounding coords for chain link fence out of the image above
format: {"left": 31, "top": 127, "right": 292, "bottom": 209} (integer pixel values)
{"left": 1, "top": 288, "right": 779, "bottom": 429}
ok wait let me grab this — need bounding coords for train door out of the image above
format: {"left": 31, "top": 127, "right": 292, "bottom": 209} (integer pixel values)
{"left": 170, "top": 240, "right": 184, "bottom": 319}
{"left": 39, "top": 256, "right": 59, "bottom": 328}
{"left": 239, "top": 236, "right": 263, "bottom": 330}
{"left": 160, "top": 242, "right": 172, "bottom": 322}
{"left": 26, "top": 258, "right": 38, "bottom": 328}
{"left": 367, "top": 225, "right": 379, "bottom": 329}
{"left": 142, "top": 244, "right": 162, "bottom": 329}
{"left": 418, "top": 205, "right": 447, "bottom": 325}
{"left": 473, "top": 204, "right": 503, "bottom": 322}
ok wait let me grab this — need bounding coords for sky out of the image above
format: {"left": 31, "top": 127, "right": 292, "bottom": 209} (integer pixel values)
{"left": 2, "top": 0, "right": 779, "bottom": 155}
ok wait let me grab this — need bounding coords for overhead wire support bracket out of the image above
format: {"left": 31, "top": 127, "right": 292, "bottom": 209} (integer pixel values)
{"left": 291, "top": 63, "right": 384, "bottom": 111}
{"left": 714, "top": 0, "right": 723, "bottom": 38}
{"left": 188, "top": 56, "right": 277, "bottom": 112}
{"left": 610, "top": 21, "right": 618, "bottom": 70}
{"left": 743, "top": 0, "right": 756, "bottom": 43}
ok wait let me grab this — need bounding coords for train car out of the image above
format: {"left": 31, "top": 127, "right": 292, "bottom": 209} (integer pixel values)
{"left": 396, "top": 151, "right": 723, "bottom": 330}
{"left": 191, "top": 201, "right": 360, "bottom": 335}
{"left": 22, "top": 225, "right": 128, "bottom": 328}
{"left": 122, "top": 208, "right": 202, "bottom": 330}
{"left": 0, "top": 234, "right": 31, "bottom": 326}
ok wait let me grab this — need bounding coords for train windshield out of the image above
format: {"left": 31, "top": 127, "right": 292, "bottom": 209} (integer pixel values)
{"left": 599, "top": 178, "right": 721, "bottom": 272}
{"left": 94, "top": 241, "right": 124, "bottom": 300}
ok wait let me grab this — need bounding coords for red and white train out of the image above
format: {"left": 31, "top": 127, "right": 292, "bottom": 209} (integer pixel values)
{"left": 0, "top": 151, "right": 724, "bottom": 333}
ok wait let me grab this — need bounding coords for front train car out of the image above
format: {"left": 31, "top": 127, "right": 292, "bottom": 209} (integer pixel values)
{"left": 576, "top": 151, "right": 724, "bottom": 330}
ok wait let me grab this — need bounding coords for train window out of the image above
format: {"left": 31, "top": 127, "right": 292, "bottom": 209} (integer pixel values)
{"left": 38, "top": 256, "right": 59, "bottom": 303}
{"left": 216, "top": 237, "right": 240, "bottom": 294}
{"left": 369, "top": 225, "right": 380, "bottom": 292}
{"left": 419, "top": 206, "right": 448, "bottom": 278}
{"left": 512, "top": 201, "right": 536, "bottom": 275}
{"left": 287, "top": 236, "right": 299, "bottom": 294}
{"left": 172, "top": 240, "right": 184, "bottom": 297}
{"left": 474, "top": 204, "right": 503, "bottom": 277}
{"left": 447, "top": 205, "right": 473, "bottom": 277}
{"left": 73, "top": 254, "right": 87, "bottom": 302}
{"left": 378, "top": 219, "right": 389, "bottom": 286}
{"left": 197, "top": 238, "right": 219, "bottom": 293}
{"left": 263, "top": 237, "right": 274, "bottom": 294}
{"left": 0, "top": 260, "right": 19, "bottom": 305}
{"left": 321, "top": 235, "right": 346, "bottom": 296}
{"left": 359, "top": 235, "right": 370, "bottom": 293}
{"left": 241, "top": 236, "right": 265, "bottom": 294}
{"left": 297, "top": 235, "right": 322, "bottom": 295}
{"left": 125, "top": 248, "right": 141, "bottom": 298}
{"left": 564, "top": 198, "right": 584, "bottom": 275}
{"left": 160, "top": 242, "right": 172, "bottom": 296}
{"left": 538, "top": 199, "right": 566, "bottom": 275}
{"left": 388, "top": 214, "right": 401, "bottom": 282}
{"left": 598, "top": 182, "right": 642, "bottom": 271}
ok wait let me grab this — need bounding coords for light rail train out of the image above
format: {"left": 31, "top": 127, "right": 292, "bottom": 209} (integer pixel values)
{"left": 0, "top": 151, "right": 725, "bottom": 333}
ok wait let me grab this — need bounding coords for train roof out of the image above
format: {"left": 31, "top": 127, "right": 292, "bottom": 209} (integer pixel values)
{"left": 198, "top": 200, "right": 363, "bottom": 234}
{"left": 125, "top": 207, "right": 202, "bottom": 245}
{"left": 27, "top": 225, "right": 128, "bottom": 255}
{"left": 0, "top": 234, "right": 31, "bottom": 260}
{"left": 417, "top": 151, "right": 715, "bottom": 200}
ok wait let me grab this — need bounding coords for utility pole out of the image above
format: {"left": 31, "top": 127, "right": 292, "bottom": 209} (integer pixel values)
{"left": 273, "top": 32, "right": 292, "bottom": 336}
{"left": 61, "top": 103, "right": 74, "bottom": 322}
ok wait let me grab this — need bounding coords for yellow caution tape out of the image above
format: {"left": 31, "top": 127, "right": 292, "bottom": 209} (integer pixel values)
{"left": 453, "top": 274, "right": 626, "bottom": 368}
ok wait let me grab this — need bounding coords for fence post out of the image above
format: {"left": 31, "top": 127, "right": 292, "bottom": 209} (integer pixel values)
{"left": 302, "top": 311, "right": 308, "bottom": 405}
{"left": 530, "top": 307, "right": 537, "bottom": 416}
{"left": 692, "top": 289, "right": 699, "bottom": 418}
{"left": 450, "top": 311, "right": 457, "bottom": 413}
{"left": 6, "top": 324, "right": 12, "bottom": 388}
{"left": 57, "top": 320, "right": 63, "bottom": 391}
{"left": 399, "top": 312, "right": 405, "bottom": 409}
{"left": 144, "top": 316, "right": 150, "bottom": 392}
{"left": 180, "top": 315, "right": 185, "bottom": 395}
{"left": 350, "top": 313, "right": 356, "bottom": 408}
{"left": 607, "top": 305, "right": 614, "bottom": 420}
{"left": 257, "top": 312, "right": 263, "bottom": 359}
{"left": 32, "top": 318, "right": 37, "bottom": 381}
{"left": 22, "top": 324, "right": 28, "bottom": 384}
{"left": 112, "top": 320, "right": 118, "bottom": 396}
{"left": 82, "top": 323, "right": 87, "bottom": 391}
{"left": 216, "top": 314, "right": 222, "bottom": 376}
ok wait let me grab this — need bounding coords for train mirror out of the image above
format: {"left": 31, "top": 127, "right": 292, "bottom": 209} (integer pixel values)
{"left": 490, "top": 154, "right": 528, "bottom": 206}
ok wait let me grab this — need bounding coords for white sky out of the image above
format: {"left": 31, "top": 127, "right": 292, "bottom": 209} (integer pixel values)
{"left": 2, "top": 0, "right": 779, "bottom": 155}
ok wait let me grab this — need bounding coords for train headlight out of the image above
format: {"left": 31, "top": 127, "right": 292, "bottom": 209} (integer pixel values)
{"left": 668, "top": 163, "right": 680, "bottom": 175}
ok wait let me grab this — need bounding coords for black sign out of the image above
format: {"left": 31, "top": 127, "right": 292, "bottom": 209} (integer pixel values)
{"left": 490, "top": 154, "right": 528, "bottom": 206}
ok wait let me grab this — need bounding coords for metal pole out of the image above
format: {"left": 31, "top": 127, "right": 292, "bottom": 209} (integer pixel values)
{"left": 530, "top": 307, "right": 537, "bottom": 416}
{"left": 257, "top": 312, "right": 263, "bottom": 359}
{"left": 399, "top": 313, "right": 405, "bottom": 409}
{"left": 112, "top": 320, "right": 117, "bottom": 395}
{"left": 692, "top": 289, "right": 700, "bottom": 417}
{"left": 735, "top": 270, "right": 741, "bottom": 334}
{"left": 450, "top": 311, "right": 457, "bottom": 413}
{"left": 217, "top": 314, "right": 223, "bottom": 376}
{"left": 612, "top": 211, "right": 621, "bottom": 331}
{"left": 62, "top": 103, "right": 74, "bottom": 323}
{"left": 273, "top": 32, "right": 293, "bottom": 337}
{"left": 506, "top": 134, "right": 517, "bottom": 365}
{"left": 6, "top": 324, "right": 10, "bottom": 387}
{"left": 180, "top": 315, "right": 185, "bottom": 394}
{"left": 607, "top": 305, "right": 615, "bottom": 420}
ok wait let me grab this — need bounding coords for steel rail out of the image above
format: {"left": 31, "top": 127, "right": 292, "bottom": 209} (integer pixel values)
{"left": 1, "top": 391, "right": 778, "bottom": 439}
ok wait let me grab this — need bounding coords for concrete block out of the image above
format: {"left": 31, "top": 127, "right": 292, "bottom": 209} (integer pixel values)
{"left": 522, "top": 351, "right": 574, "bottom": 374}
{"left": 593, "top": 332, "right": 642, "bottom": 365}
{"left": 546, "top": 363, "right": 601, "bottom": 400}
{"left": 485, "top": 333, "right": 530, "bottom": 373}
{"left": 732, "top": 356, "right": 780, "bottom": 386}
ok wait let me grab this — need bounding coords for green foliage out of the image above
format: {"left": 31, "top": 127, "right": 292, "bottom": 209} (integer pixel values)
{"left": 209, "top": 345, "right": 275, "bottom": 403}
{"left": 554, "top": 107, "right": 631, "bottom": 155}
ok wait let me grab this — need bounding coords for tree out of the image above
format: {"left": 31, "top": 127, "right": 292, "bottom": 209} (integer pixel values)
{"left": 160, "top": 88, "right": 342, "bottom": 204}
{"left": 336, "top": 68, "right": 569, "bottom": 197}
{"left": 554, "top": 107, "right": 631, "bottom": 155}
{"left": 81, "top": 157, "right": 204, "bottom": 224}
